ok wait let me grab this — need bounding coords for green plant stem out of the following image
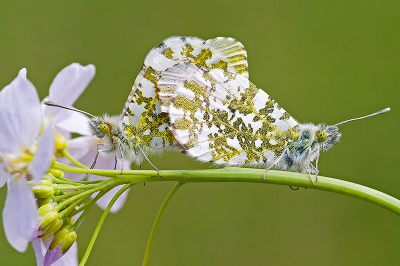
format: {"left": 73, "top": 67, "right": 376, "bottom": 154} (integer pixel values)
{"left": 79, "top": 183, "right": 132, "bottom": 266}
{"left": 58, "top": 194, "right": 90, "bottom": 219}
{"left": 53, "top": 162, "right": 400, "bottom": 216}
{"left": 71, "top": 189, "right": 109, "bottom": 230}
{"left": 142, "top": 182, "right": 183, "bottom": 266}
{"left": 55, "top": 178, "right": 121, "bottom": 212}
{"left": 62, "top": 149, "right": 89, "bottom": 169}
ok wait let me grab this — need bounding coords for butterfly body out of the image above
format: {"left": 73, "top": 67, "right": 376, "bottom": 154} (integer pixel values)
{"left": 87, "top": 114, "right": 141, "bottom": 164}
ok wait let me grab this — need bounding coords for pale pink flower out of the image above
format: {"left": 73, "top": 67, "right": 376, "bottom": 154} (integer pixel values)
{"left": 0, "top": 69, "right": 54, "bottom": 252}
{"left": 42, "top": 63, "right": 95, "bottom": 137}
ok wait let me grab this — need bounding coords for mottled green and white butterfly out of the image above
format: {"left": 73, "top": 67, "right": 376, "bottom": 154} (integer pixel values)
{"left": 46, "top": 36, "right": 249, "bottom": 170}
{"left": 158, "top": 62, "right": 390, "bottom": 185}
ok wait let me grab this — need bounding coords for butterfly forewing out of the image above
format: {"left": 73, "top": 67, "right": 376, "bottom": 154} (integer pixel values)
{"left": 121, "top": 36, "right": 249, "bottom": 151}
{"left": 159, "top": 63, "right": 299, "bottom": 166}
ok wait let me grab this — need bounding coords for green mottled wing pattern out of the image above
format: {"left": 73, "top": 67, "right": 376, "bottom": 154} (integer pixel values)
{"left": 121, "top": 36, "right": 249, "bottom": 152}
{"left": 159, "top": 63, "right": 299, "bottom": 166}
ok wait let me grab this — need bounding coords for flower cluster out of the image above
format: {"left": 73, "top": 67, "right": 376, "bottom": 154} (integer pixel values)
{"left": 0, "top": 64, "right": 132, "bottom": 266}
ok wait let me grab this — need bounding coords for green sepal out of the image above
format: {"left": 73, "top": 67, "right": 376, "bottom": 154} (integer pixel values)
{"left": 37, "top": 198, "right": 54, "bottom": 207}
{"left": 49, "top": 227, "right": 77, "bottom": 254}
{"left": 40, "top": 217, "right": 63, "bottom": 238}
{"left": 32, "top": 184, "right": 55, "bottom": 198}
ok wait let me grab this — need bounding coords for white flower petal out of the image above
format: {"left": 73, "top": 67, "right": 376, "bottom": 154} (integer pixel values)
{"left": 89, "top": 159, "right": 131, "bottom": 213}
{"left": 18, "top": 68, "right": 27, "bottom": 79}
{"left": 0, "top": 162, "right": 10, "bottom": 187}
{"left": 55, "top": 111, "right": 90, "bottom": 136}
{"left": 32, "top": 238, "right": 46, "bottom": 266}
{"left": 28, "top": 125, "right": 55, "bottom": 184}
{"left": 48, "top": 63, "right": 95, "bottom": 106}
{"left": 0, "top": 72, "right": 42, "bottom": 152}
{"left": 93, "top": 185, "right": 130, "bottom": 213}
{"left": 3, "top": 178, "right": 38, "bottom": 252}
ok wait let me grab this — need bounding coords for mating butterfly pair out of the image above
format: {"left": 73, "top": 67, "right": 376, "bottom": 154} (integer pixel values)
{"left": 45, "top": 36, "right": 389, "bottom": 186}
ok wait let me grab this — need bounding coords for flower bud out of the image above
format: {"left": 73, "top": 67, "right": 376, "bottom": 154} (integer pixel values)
{"left": 37, "top": 198, "right": 53, "bottom": 208}
{"left": 40, "top": 217, "right": 63, "bottom": 238}
{"left": 30, "top": 203, "right": 60, "bottom": 240}
{"left": 50, "top": 169, "right": 64, "bottom": 178}
{"left": 55, "top": 132, "right": 68, "bottom": 157}
{"left": 44, "top": 227, "right": 77, "bottom": 266}
{"left": 38, "top": 204, "right": 59, "bottom": 231}
{"left": 32, "top": 179, "right": 55, "bottom": 198}
{"left": 42, "top": 173, "right": 54, "bottom": 182}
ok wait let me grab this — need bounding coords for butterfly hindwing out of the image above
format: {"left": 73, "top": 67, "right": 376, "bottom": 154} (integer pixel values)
{"left": 159, "top": 63, "right": 299, "bottom": 166}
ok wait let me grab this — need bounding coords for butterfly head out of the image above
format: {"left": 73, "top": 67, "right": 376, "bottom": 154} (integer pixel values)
{"left": 313, "top": 107, "right": 391, "bottom": 152}
{"left": 88, "top": 115, "right": 121, "bottom": 139}
{"left": 315, "top": 124, "right": 342, "bottom": 152}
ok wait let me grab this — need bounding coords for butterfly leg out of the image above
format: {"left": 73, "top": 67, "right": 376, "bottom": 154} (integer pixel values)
{"left": 305, "top": 147, "right": 316, "bottom": 187}
{"left": 263, "top": 148, "right": 288, "bottom": 181}
{"left": 314, "top": 148, "right": 320, "bottom": 181}
{"left": 117, "top": 139, "right": 124, "bottom": 175}
{"left": 137, "top": 144, "right": 161, "bottom": 177}
{"left": 90, "top": 143, "right": 104, "bottom": 169}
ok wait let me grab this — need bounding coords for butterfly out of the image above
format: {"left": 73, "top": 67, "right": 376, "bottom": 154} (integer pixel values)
{"left": 48, "top": 36, "right": 250, "bottom": 171}
{"left": 158, "top": 62, "right": 390, "bottom": 185}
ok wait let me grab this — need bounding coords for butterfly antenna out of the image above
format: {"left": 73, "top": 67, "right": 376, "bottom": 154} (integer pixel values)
{"left": 335, "top": 107, "right": 390, "bottom": 127}
{"left": 43, "top": 99, "right": 95, "bottom": 117}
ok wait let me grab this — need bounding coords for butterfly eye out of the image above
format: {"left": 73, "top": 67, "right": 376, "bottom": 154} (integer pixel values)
{"left": 99, "top": 123, "right": 111, "bottom": 134}
{"left": 316, "top": 130, "right": 327, "bottom": 142}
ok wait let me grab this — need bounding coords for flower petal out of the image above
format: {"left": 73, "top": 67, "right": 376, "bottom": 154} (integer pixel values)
{"left": 28, "top": 125, "right": 55, "bottom": 184}
{"left": 52, "top": 242, "right": 78, "bottom": 266}
{"left": 0, "top": 70, "right": 42, "bottom": 152}
{"left": 0, "top": 162, "right": 10, "bottom": 187}
{"left": 18, "top": 68, "right": 27, "bottom": 79}
{"left": 33, "top": 237, "right": 78, "bottom": 266}
{"left": 31, "top": 238, "right": 46, "bottom": 266}
{"left": 44, "top": 244, "right": 63, "bottom": 266}
{"left": 48, "top": 63, "right": 95, "bottom": 106}
{"left": 2, "top": 178, "right": 38, "bottom": 252}
{"left": 55, "top": 111, "right": 90, "bottom": 136}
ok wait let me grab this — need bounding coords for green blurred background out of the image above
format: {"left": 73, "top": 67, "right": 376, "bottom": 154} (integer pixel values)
{"left": 1, "top": 0, "right": 399, "bottom": 265}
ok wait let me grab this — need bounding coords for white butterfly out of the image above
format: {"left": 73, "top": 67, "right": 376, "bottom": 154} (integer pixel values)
{"left": 159, "top": 62, "right": 390, "bottom": 186}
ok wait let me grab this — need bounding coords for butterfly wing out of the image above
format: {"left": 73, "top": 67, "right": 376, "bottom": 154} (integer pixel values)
{"left": 159, "top": 63, "right": 299, "bottom": 166}
{"left": 121, "top": 36, "right": 249, "bottom": 151}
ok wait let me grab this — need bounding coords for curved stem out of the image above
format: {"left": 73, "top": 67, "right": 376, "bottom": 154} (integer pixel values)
{"left": 54, "top": 162, "right": 400, "bottom": 216}
{"left": 142, "top": 182, "right": 184, "bottom": 266}
{"left": 62, "top": 149, "right": 89, "bottom": 169}
{"left": 79, "top": 183, "right": 133, "bottom": 266}
{"left": 71, "top": 189, "right": 110, "bottom": 230}
{"left": 58, "top": 194, "right": 90, "bottom": 219}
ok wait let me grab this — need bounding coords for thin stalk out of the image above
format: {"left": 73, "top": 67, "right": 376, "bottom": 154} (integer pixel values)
{"left": 71, "top": 189, "right": 110, "bottom": 231}
{"left": 53, "top": 191, "right": 81, "bottom": 201}
{"left": 55, "top": 178, "right": 121, "bottom": 212}
{"left": 52, "top": 176, "right": 101, "bottom": 185}
{"left": 142, "top": 182, "right": 184, "bottom": 266}
{"left": 79, "top": 183, "right": 133, "bottom": 266}
{"left": 62, "top": 149, "right": 89, "bottom": 169}
{"left": 58, "top": 195, "right": 90, "bottom": 219}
